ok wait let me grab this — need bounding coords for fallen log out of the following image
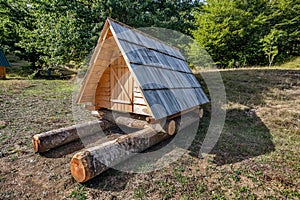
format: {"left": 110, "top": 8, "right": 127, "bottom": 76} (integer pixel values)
{"left": 33, "top": 120, "right": 114, "bottom": 153}
{"left": 70, "top": 127, "right": 170, "bottom": 183}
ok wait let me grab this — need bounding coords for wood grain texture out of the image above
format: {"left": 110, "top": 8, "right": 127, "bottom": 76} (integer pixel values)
{"left": 70, "top": 127, "right": 170, "bottom": 183}
{"left": 32, "top": 120, "right": 114, "bottom": 153}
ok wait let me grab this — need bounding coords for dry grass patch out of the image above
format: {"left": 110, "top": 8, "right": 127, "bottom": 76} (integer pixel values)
{"left": 0, "top": 65, "right": 299, "bottom": 199}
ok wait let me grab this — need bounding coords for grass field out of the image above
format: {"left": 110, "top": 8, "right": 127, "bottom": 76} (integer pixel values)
{"left": 0, "top": 60, "right": 299, "bottom": 199}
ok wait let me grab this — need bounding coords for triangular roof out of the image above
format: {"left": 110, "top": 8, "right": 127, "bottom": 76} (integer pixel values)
{"left": 78, "top": 18, "right": 209, "bottom": 119}
{"left": 0, "top": 49, "right": 9, "bottom": 67}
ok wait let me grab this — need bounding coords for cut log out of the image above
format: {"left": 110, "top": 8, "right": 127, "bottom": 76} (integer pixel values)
{"left": 99, "top": 109, "right": 177, "bottom": 135}
{"left": 104, "top": 113, "right": 149, "bottom": 129}
{"left": 149, "top": 119, "right": 177, "bottom": 135}
{"left": 70, "top": 109, "right": 203, "bottom": 183}
{"left": 199, "top": 108, "right": 204, "bottom": 118}
{"left": 167, "top": 120, "right": 176, "bottom": 135}
{"left": 33, "top": 120, "right": 114, "bottom": 153}
{"left": 70, "top": 127, "right": 170, "bottom": 183}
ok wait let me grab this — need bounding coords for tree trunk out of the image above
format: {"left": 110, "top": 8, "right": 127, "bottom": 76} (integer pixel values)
{"left": 33, "top": 120, "right": 114, "bottom": 153}
{"left": 70, "top": 127, "right": 170, "bottom": 183}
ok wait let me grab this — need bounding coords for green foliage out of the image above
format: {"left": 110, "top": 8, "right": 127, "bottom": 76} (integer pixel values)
{"left": 192, "top": 0, "right": 299, "bottom": 68}
{"left": 0, "top": 0, "right": 201, "bottom": 75}
{"left": 260, "top": 29, "right": 285, "bottom": 66}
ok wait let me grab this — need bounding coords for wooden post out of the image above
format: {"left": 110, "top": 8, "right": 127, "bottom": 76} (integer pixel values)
{"left": 32, "top": 120, "right": 114, "bottom": 153}
{"left": 70, "top": 127, "right": 170, "bottom": 183}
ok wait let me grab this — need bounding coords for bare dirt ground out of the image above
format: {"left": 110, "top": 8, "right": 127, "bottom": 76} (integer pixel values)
{"left": 0, "top": 68, "right": 299, "bottom": 199}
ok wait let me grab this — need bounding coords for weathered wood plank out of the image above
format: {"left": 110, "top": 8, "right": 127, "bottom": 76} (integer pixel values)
{"left": 134, "top": 97, "right": 146, "bottom": 105}
{"left": 96, "top": 101, "right": 111, "bottom": 108}
{"left": 134, "top": 104, "right": 150, "bottom": 115}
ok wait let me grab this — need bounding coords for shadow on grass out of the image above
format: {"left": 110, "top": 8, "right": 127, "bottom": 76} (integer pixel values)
{"left": 41, "top": 68, "right": 298, "bottom": 189}
{"left": 41, "top": 140, "right": 85, "bottom": 158}
{"left": 189, "top": 107, "right": 274, "bottom": 165}
{"left": 83, "top": 169, "right": 132, "bottom": 192}
{"left": 83, "top": 68, "right": 298, "bottom": 188}
{"left": 213, "top": 108, "right": 274, "bottom": 165}
{"left": 190, "top": 69, "right": 300, "bottom": 165}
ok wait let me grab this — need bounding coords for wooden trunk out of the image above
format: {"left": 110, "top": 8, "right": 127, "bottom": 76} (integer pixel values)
{"left": 32, "top": 120, "right": 114, "bottom": 153}
{"left": 70, "top": 127, "right": 170, "bottom": 183}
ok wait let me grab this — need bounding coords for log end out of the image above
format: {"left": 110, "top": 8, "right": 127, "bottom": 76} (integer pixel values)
{"left": 199, "top": 108, "right": 204, "bottom": 118}
{"left": 168, "top": 120, "right": 176, "bottom": 136}
{"left": 32, "top": 135, "right": 40, "bottom": 153}
{"left": 70, "top": 153, "right": 90, "bottom": 183}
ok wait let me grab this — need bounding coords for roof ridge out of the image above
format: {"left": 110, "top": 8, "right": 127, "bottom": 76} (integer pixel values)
{"left": 107, "top": 18, "right": 181, "bottom": 51}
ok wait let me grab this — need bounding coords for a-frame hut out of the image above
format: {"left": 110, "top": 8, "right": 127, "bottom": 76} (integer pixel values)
{"left": 0, "top": 49, "right": 9, "bottom": 79}
{"left": 77, "top": 18, "right": 209, "bottom": 120}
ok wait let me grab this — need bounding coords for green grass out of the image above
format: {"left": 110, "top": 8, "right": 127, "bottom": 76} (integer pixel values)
{"left": 69, "top": 185, "right": 87, "bottom": 200}
{"left": 275, "top": 57, "right": 300, "bottom": 69}
{"left": 0, "top": 59, "right": 299, "bottom": 199}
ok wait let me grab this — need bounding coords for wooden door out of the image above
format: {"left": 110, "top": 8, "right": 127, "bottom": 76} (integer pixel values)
{"left": 110, "top": 56, "right": 133, "bottom": 112}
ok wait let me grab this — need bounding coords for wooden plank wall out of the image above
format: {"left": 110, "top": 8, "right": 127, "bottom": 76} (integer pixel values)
{"left": 133, "top": 81, "right": 150, "bottom": 116}
{"left": 95, "top": 67, "right": 111, "bottom": 109}
{"left": 94, "top": 55, "right": 151, "bottom": 116}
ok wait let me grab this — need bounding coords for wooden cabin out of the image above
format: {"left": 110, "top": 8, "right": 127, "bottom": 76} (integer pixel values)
{"left": 0, "top": 49, "right": 9, "bottom": 79}
{"left": 77, "top": 18, "right": 209, "bottom": 120}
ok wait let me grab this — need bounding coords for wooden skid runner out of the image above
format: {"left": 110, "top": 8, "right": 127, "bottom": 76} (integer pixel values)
{"left": 33, "top": 109, "right": 202, "bottom": 183}
{"left": 70, "top": 127, "right": 170, "bottom": 183}
{"left": 32, "top": 120, "right": 114, "bottom": 153}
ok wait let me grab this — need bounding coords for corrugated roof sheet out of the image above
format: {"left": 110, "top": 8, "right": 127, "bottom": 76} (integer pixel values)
{"left": 109, "top": 19, "right": 209, "bottom": 119}
{"left": 0, "top": 49, "right": 9, "bottom": 67}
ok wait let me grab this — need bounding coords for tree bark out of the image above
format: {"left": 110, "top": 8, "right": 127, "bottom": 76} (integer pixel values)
{"left": 70, "top": 109, "right": 203, "bottom": 183}
{"left": 70, "top": 127, "right": 170, "bottom": 183}
{"left": 33, "top": 120, "right": 114, "bottom": 153}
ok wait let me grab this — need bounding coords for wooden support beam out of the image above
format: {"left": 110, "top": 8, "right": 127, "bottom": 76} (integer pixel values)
{"left": 99, "top": 109, "right": 178, "bottom": 135}
{"left": 70, "top": 109, "right": 202, "bottom": 183}
{"left": 32, "top": 120, "right": 115, "bottom": 153}
{"left": 70, "top": 127, "right": 170, "bottom": 183}
{"left": 99, "top": 109, "right": 148, "bottom": 129}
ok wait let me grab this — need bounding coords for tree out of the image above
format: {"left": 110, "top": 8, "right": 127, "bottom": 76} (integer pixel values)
{"left": 1, "top": 0, "right": 201, "bottom": 75}
{"left": 192, "top": 0, "right": 271, "bottom": 67}
{"left": 260, "top": 29, "right": 285, "bottom": 66}
{"left": 192, "top": 0, "right": 299, "bottom": 67}
{"left": 267, "top": 0, "right": 300, "bottom": 63}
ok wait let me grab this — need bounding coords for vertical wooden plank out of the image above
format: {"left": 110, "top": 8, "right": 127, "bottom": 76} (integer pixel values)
{"left": 118, "top": 57, "right": 123, "bottom": 111}
{"left": 110, "top": 64, "right": 114, "bottom": 104}
{"left": 131, "top": 75, "right": 134, "bottom": 112}
{"left": 115, "top": 58, "right": 119, "bottom": 111}
{"left": 124, "top": 66, "right": 128, "bottom": 112}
